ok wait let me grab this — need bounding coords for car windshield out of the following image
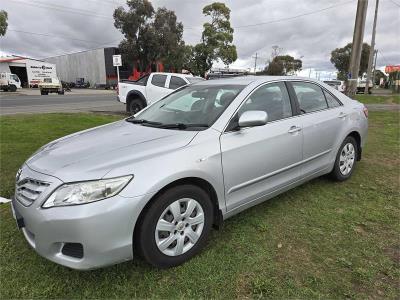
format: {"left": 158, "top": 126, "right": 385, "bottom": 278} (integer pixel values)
{"left": 130, "top": 84, "right": 244, "bottom": 130}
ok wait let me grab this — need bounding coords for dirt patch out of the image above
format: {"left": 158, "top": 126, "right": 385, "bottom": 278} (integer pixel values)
{"left": 384, "top": 245, "right": 400, "bottom": 266}
{"left": 235, "top": 272, "right": 254, "bottom": 299}
{"left": 354, "top": 224, "right": 368, "bottom": 235}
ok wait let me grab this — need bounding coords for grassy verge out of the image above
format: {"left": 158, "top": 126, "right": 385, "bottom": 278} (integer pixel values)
{"left": 354, "top": 94, "right": 400, "bottom": 105}
{"left": 1, "top": 112, "right": 399, "bottom": 299}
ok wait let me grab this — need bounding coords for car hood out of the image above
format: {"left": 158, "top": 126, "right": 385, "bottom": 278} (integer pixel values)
{"left": 26, "top": 120, "right": 197, "bottom": 182}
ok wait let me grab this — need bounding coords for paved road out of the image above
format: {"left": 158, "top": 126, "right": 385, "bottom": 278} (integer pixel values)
{"left": 1, "top": 93, "right": 398, "bottom": 115}
{"left": 0, "top": 94, "right": 126, "bottom": 115}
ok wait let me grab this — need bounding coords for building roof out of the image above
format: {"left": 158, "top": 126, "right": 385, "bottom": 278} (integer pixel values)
{"left": 0, "top": 55, "right": 45, "bottom": 63}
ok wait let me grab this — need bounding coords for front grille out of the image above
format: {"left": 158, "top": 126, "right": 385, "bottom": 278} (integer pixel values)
{"left": 62, "top": 243, "right": 84, "bottom": 259}
{"left": 15, "top": 178, "right": 50, "bottom": 206}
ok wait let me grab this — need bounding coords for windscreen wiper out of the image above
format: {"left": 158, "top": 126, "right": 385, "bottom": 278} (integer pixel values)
{"left": 125, "top": 118, "right": 162, "bottom": 126}
{"left": 157, "top": 123, "right": 209, "bottom": 130}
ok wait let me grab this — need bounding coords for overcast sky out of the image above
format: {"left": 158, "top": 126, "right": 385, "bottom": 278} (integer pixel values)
{"left": 1, "top": 0, "right": 399, "bottom": 75}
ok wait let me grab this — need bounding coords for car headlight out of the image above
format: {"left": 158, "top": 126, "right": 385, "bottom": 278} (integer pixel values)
{"left": 42, "top": 175, "right": 133, "bottom": 208}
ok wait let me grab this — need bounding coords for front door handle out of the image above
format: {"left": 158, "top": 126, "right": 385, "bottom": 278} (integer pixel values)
{"left": 288, "top": 126, "right": 302, "bottom": 134}
{"left": 338, "top": 112, "right": 347, "bottom": 119}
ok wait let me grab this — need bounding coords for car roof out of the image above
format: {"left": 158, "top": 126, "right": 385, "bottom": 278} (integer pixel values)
{"left": 194, "top": 75, "right": 324, "bottom": 86}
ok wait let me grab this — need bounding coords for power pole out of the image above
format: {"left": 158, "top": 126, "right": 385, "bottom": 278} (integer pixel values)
{"left": 347, "top": 0, "right": 369, "bottom": 97}
{"left": 252, "top": 52, "right": 258, "bottom": 73}
{"left": 372, "top": 49, "right": 378, "bottom": 85}
{"left": 365, "top": 0, "right": 379, "bottom": 94}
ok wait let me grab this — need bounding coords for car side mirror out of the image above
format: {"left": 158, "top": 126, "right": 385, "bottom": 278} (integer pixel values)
{"left": 238, "top": 110, "right": 268, "bottom": 128}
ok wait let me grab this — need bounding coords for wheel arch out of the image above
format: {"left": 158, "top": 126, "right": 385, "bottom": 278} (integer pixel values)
{"left": 133, "top": 177, "right": 223, "bottom": 245}
{"left": 126, "top": 91, "right": 147, "bottom": 111}
{"left": 347, "top": 131, "right": 362, "bottom": 160}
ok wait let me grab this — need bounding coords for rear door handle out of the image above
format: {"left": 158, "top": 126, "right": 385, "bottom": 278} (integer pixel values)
{"left": 288, "top": 126, "right": 302, "bottom": 134}
{"left": 338, "top": 112, "right": 347, "bottom": 119}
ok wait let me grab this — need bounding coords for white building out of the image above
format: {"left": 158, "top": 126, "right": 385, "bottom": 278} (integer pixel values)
{"left": 0, "top": 55, "right": 57, "bottom": 87}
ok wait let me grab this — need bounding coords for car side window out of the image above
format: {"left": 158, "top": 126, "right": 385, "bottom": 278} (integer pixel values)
{"left": 324, "top": 90, "right": 342, "bottom": 108}
{"left": 291, "top": 82, "right": 328, "bottom": 113}
{"left": 169, "top": 76, "right": 187, "bottom": 89}
{"left": 238, "top": 82, "right": 292, "bottom": 122}
{"left": 151, "top": 75, "right": 167, "bottom": 88}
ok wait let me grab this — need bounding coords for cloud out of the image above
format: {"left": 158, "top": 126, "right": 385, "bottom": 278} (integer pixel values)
{"left": 1, "top": 0, "right": 399, "bottom": 72}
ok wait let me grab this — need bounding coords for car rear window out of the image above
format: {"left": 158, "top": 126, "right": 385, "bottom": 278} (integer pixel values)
{"left": 151, "top": 75, "right": 167, "bottom": 88}
{"left": 169, "top": 76, "right": 187, "bottom": 89}
{"left": 291, "top": 82, "right": 328, "bottom": 113}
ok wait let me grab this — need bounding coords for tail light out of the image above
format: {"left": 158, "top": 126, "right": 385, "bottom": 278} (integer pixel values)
{"left": 363, "top": 107, "right": 368, "bottom": 118}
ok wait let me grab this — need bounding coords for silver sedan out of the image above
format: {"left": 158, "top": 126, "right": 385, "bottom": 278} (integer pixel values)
{"left": 11, "top": 76, "right": 368, "bottom": 269}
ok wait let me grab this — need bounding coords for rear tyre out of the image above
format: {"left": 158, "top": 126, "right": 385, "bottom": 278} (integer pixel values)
{"left": 40, "top": 90, "right": 48, "bottom": 95}
{"left": 331, "top": 136, "right": 358, "bottom": 181}
{"left": 136, "top": 185, "right": 213, "bottom": 268}
{"left": 128, "top": 98, "right": 144, "bottom": 115}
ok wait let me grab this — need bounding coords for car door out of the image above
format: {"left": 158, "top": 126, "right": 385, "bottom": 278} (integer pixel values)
{"left": 220, "top": 82, "right": 303, "bottom": 212}
{"left": 146, "top": 74, "right": 169, "bottom": 104}
{"left": 288, "top": 81, "right": 346, "bottom": 176}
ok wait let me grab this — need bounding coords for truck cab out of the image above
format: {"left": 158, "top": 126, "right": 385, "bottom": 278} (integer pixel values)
{"left": 0, "top": 72, "right": 21, "bottom": 92}
{"left": 117, "top": 72, "right": 204, "bottom": 114}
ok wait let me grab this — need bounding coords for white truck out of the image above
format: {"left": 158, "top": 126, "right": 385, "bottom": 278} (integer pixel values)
{"left": 117, "top": 72, "right": 204, "bottom": 114}
{"left": 357, "top": 80, "right": 373, "bottom": 94}
{"left": 38, "top": 77, "right": 64, "bottom": 95}
{"left": 0, "top": 72, "right": 21, "bottom": 92}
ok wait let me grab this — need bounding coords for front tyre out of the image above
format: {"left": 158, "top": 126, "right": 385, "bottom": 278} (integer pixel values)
{"left": 331, "top": 136, "right": 358, "bottom": 181}
{"left": 136, "top": 185, "right": 213, "bottom": 268}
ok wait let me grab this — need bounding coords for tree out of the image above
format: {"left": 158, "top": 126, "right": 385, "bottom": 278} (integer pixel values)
{"left": 265, "top": 55, "right": 302, "bottom": 75}
{"left": 185, "top": 2, "right": 237, "bottom": 76}
{"left": 0, "top": 10, "right": 7, "bottom": 37}
{"left": 114, "top": 0, "right": 185, "bottom": 73}
{"left": 153, "top": 8, "right": 186, "bottom": 71}
{"left": 374, "top": 69, "right": 386, "bottom": 85}
{"left": 330, "top": 42, "right": 370, "bottom": 80}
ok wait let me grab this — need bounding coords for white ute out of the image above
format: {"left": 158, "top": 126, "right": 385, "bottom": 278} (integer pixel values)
{"left": 117, "top": 72, "right": 204, "bottom": 114}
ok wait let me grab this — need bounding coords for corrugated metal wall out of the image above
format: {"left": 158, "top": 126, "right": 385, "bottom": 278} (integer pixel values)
{"left": 45, "top": 48, "right": 107, "bottom": 85}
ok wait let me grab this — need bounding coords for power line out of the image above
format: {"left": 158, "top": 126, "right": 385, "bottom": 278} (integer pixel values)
{"left": 36, "top": 39, "right": 122, "bottom": 60}
{"left": 8, "top": 29, "right": 110, "bottom": 45}
{"left": 388, "top": 0, "right": 400, "bottom": 7}
{"left": 378, "top": 50, "right": 390, "bottom": 65}
{"left": 10, "top": 0, "right": 113, "bottom": 20}
{"left": 232, "top": 0, "right": 355, "bottom": 29}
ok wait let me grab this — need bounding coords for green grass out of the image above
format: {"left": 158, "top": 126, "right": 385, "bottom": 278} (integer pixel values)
{"left": 354, "top": 94, "right": 400, "bottom": 105}
{"left": 1, "top": 112, "right": 399, "bottom": 299}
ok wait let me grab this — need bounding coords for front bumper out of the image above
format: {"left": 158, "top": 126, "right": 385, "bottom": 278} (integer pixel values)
{"left": 12, "top": 165, "right": 155, "bottom": 270}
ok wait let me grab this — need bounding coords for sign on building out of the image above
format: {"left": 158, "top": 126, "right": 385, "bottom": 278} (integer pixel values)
{"left": 26, "top": 61, "right": 57, "bottom": 87}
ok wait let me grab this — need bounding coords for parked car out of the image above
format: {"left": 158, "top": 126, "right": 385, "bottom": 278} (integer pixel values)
{"left": 0, "top": 72, "right": 21, "bottom": 92}
{"left": 117, "top": 72, "right": 204, "bottom": 114}
{"left": 11, "top": 76, "right": 368, "bottom": 270}
{"left": 39, "top": 78, "right": 64, "bottom": 95}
